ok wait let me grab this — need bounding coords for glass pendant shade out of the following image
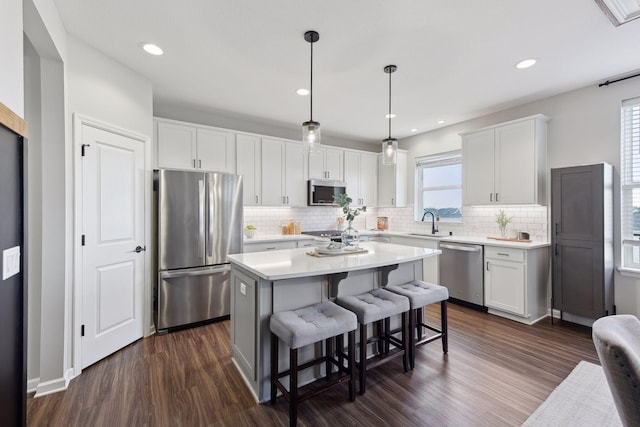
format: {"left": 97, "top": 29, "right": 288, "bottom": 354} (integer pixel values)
{"left": 302, "top": 120, "right": 321, "bottom": 151}
{"left": 382, "top": 138, "right": 397, "bottom": 165}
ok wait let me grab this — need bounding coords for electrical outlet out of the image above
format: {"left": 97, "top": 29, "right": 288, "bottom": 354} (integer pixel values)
{"left": 2, "top": 246, "right": 20, "bottom": 280}
{"left": 240, "top": 283, "right": 246, "bottom": 296}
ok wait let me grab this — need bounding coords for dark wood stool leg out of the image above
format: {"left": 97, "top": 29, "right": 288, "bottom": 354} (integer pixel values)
{"left": 270, "top": 333, "right": 278, "bottom": 405}
{"left": 348, "top": 330, "right": 356, "bottom": 402}
{"left": 336, "top": 333, "right": 344, "bottom": 368}
{"left": 441, "top": 300, "right": 448, "bottom": 354}
{"left": 290, "top": 347, "right": 298, "bottom": 427}
{"left": 416, "top": 307, "right": 424, "bottom": 341}
{"left": 384, "top": 317, "right": 391, "bottom": 355}
{"left": 402, "top": 311, "right": 409, "bottom": 372}
{"left": 325, "top": 337, "right": 334, "bottom": 379}
{"left": 409, "top": 308, "right": 416, "bottom": 370}
{"left": 376, "top": 319, "right": 385, "bottom": 355}
{"left": 359, "top": 323, "right": 367, "bottom": 394}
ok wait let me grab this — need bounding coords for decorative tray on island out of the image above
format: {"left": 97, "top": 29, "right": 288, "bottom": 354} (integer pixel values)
{"left": 307, "top": 247, "right": 369, "bottom": 257}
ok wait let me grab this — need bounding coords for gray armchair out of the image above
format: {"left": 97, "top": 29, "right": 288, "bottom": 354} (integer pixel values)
{"left": 592, "top": 315, "right": 640, "bottom": 427}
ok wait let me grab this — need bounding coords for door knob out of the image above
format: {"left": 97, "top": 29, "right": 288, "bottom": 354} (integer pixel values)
{"left": 134, "top": 245, "right": 146, "bottom": 253}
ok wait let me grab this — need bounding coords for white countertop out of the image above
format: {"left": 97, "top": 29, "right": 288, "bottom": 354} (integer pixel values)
{"left": 243, "top": 230, "right": 550, "bottom": 249}
{"left": 228, "top": 241, "right": 441, "bottom": 281}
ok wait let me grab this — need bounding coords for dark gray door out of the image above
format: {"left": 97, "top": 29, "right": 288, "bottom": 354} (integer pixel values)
{"left": 0, "top": 124, "right": 26, "bottom": 426}
{"left": 551, "top": 165, "right": 604, "bottom": 242}
{"left": 551, "top": 163, "right": 613, "bottom": 318}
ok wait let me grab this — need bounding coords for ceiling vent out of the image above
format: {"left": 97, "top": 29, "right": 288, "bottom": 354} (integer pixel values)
{"left": 595, "top": 0, "right": 640, "bottom": 26}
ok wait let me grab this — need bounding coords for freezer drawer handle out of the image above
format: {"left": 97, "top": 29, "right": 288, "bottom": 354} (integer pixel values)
{"left": 133, "top": 245, "right": 146, "bottom": 253}
{"left": 160, "top": 265, "right": 231, "bottom": 279}
{"left": 440, "top": 243, "right": 481, "bottom": 252}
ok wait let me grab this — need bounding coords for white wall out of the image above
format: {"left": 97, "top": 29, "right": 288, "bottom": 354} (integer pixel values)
{"left": 400, "top": 77, "right": 640, "bottom": 317}
{"left": 0, "top": 0, "right": 23, "bottom": 116}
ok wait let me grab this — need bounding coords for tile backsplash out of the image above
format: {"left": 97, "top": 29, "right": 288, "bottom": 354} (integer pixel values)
{"left": 244, "top": 205, "right": 549, "bottom": 241}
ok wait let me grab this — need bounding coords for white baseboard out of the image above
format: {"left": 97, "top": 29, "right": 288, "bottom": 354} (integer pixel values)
{"left": 33, "top": 376, "right": 69, "bottom": 398}
{"left": 27, "top": 377, "right": 40, "bottom": 394}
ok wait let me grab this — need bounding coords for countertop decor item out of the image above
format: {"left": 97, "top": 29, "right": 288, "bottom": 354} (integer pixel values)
{"left": 382, "top": 64, "right": 398, "bottom": 165}
{"left": 334, "top": 193, "right": 366, "bottom": 248}
{"left": 302, "top": 30, "right": 321, "bottom": 152}
{"left": 244, "top": 225, "right": 257, "bottom": 238}
{"left": 495, "top": 209, "right": 512, "bottom": 237}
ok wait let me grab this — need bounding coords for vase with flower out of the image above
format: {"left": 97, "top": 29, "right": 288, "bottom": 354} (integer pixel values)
{"left": 333, "top": 193, "right": 367, "bottom": 249}
{"left": 495, "top": 209, "right": 513, "bottom": 238}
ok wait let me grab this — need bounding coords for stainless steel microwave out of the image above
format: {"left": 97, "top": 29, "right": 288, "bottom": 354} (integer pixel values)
{"left": 308, "top": 179, "right": 346, "bottom": 206}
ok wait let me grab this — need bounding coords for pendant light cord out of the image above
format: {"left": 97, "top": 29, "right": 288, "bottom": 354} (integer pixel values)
{"left": 310, "top": 38, "right": 314, "bottom": 121}
{"left": 388, "top": 68, "right": 392, "bottom": 139}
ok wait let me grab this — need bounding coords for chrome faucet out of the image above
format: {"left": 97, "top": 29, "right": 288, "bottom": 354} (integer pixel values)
{"left": 421, "top": 210, "right": 438, "bottom": 235}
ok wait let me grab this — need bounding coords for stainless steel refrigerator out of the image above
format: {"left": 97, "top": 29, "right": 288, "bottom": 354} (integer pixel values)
{"left": 155, "top": 169, "right": 243, "bottom": 333}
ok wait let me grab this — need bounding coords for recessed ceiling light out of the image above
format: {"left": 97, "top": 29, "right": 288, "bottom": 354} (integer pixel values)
{"left": 385, "top": 113, "right": 396, "bottom": 119}
{"left": 515, "top": 58, "right": 536, "bottom": 69}
{"left": 141, "top": 43, "right": 163, "bottom": 56}
{"left": 437, "top": 120, "right": 445, "bottom": 125}
{"left": 411, "top": 128, "right": 418, "bottom": 132}
{"left": 296, "top": 88, "right": 309, "bottom": 96}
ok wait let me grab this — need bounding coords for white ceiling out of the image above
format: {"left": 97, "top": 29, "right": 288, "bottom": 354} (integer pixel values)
{"left": 53, "top": 0, "right": 640, "bottom": 144}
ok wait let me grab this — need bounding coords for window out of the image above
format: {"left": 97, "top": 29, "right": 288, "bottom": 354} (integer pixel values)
{"left": 415, "top": 151, "right": 462, "bottom": 221}
{"left": 621, "top": 97, "right": 640, "bottom": 269}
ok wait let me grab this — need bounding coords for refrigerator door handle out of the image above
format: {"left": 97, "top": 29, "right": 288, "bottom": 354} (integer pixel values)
{"left": 198, "top": 179, "right": 205, "bottom": 258}
{"left": 208, "top": 176, "right": 214, "bottom": 257}
{"left": 160, "top": 264, "right": 231, "bottom": 279}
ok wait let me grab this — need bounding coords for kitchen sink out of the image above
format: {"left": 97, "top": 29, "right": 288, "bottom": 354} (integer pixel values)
{"left": 407, "top": 233, "right": 447, "bottom": 238}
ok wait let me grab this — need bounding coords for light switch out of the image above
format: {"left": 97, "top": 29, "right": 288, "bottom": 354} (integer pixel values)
{"left": 240, "top": 282, "right": 246, "bottom": 296}
{"left": 2, "top": 246, "right": 21, "bottom": 280}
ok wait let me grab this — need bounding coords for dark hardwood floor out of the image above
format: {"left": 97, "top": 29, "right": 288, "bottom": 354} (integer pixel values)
{"left": 27, "top": 303, "right": 599, "bottom": 426}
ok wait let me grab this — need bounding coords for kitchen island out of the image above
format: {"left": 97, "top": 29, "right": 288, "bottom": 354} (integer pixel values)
{"left": 227, "top": 241, "right": 440, "bottom": 402}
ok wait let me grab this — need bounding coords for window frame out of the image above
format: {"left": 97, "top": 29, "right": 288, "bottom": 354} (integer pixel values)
{"left": 414, "top": 150, "right": 463, "bottom": 222}
{"left": 621, "top": 96, "right": 640, "bottom": 270}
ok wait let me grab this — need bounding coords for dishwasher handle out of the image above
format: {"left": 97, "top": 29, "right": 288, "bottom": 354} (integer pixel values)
{"left": 440, "top": 243, "right": 482, "bottom": 252}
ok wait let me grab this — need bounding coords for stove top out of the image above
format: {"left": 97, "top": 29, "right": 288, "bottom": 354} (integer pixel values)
{"left": 302, "top": 230, "right": 343, "bottom": 238}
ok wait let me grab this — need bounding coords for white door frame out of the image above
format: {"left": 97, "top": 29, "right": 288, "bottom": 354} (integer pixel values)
{"left": 71, "top": 113, "right": 152, "bottom": 378}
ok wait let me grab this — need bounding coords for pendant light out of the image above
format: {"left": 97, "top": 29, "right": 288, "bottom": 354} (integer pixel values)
{"left": 302, "top": 30, "right": 321, "bottom": 152}
{"left": 382, "top": 64, "right": 398, "bottom": 166}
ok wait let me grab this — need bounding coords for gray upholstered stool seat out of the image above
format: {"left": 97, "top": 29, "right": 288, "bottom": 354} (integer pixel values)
{"left": 336, "top": 288, "right": 410, "bottom": 394}
{"left": 386, "top": 280, "right": 449, "bottom": 368}
{"left": 270, "top": 301, "right": 358, "bottom": 349}
{"left": 270, "top": 301, "right": 357, "bottom": 427}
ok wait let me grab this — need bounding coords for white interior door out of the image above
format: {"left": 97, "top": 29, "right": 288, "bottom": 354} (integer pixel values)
{"left": 81, "top": 124, "right": 145, "bottom": 369}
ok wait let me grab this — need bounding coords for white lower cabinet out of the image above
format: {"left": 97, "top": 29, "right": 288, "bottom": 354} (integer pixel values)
{"left": 484, "top": 245, "right": 549, "bottom": 324}
{"left": 243, "top": 240, "right": 298, "bottom": 253}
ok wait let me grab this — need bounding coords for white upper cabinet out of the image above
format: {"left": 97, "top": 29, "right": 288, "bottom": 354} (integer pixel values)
{"left": 378, "top": 150, "right": 407, "bottom": 207}
{"left": 261, "top": 138, "right": 306, "bottom": 206}
{"left": 156, "top": 119, "right": 236, "bottom": 173}
{"left": 308, "top": 146, "right": 344, "bottom": 180}
{"left": 196, "top": 128, "right": 236, "bottom": 173}
{"left": 156, "top": 121, "right": 197, "bottom": 170}
{"left": 236, "top": 134, "right": 261, "bottom": 206}
{"left": 344, "top": 150, "right": 378, "bottom": 207}
{"left": 462, "top": 115, "right": 548, "bottom": 205}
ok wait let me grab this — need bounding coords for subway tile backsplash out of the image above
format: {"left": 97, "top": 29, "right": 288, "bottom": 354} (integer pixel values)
{"left": 243, "top": 205, "right": 548, "bottom": 241}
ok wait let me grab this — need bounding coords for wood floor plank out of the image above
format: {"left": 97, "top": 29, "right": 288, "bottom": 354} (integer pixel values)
{"left": 27, "top": 303, "right": 599, "bottom": 426}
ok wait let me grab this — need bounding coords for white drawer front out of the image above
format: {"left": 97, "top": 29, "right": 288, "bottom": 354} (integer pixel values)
{"left": 485, "top": 246, "right": 525, "bottom": 262}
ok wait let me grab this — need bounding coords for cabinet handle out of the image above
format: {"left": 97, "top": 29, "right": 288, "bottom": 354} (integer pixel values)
{"left": 265, "top": 247, "right": 276, "bottom": 250}
{"left": 255, "top": 195, "right": 258, "bottom": 203}
{"left": 282, "top": 196, "right": 285, "bottom": 204}
{"left": 555, "top": 243, "right": 559, "bottom": 256}
{"left": 496, "top": 193, "right": 499, "bottom": 202}
{"left": 486, "top": 261, "right": 490, "bottom": 271}
{"left": 286, "top": 196, "right": 289, "bottom": 204}
{"left": 555, "top": 223, "right": 559, "bottom": 235}
{"left": 199, "top": 159, "right": 202, "bottom": 168}
{"left": 391, "top": 198, "right": 395, "bottom": 205}
{"left": 193, "top": 159, "right": 196, "bottom": 168}
{"left": 490, "top": 193, "right": 493, "bottom": 202}
{"left": 496, "top": 252, "right": 509, "bottom": 256}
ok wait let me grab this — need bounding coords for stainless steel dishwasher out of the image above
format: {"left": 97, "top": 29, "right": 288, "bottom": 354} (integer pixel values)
{"left": 439, "top": 242, "right": 485, "bottom": 308}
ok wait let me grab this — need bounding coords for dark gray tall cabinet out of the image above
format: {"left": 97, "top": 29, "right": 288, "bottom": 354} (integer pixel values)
{"left": 551, "top": 163, "right": 614, "bottom": 320}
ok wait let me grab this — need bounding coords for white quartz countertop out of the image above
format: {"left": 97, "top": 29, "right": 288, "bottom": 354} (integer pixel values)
{"left": 242, "top": 230, "right": 550, "bottom": 249}
{"left": 228, "top": 241, "right": 441, "bottom": 281}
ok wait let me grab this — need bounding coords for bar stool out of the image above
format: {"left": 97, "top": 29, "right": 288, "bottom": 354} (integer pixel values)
{"left": 270, "top": 301, "right": 357, "bottom": 427}
{"left": 336, "top": 288, "right": 410, "bottom": 394}
{"left": 386, "top": 280, "right": 449, "bottom": 369}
